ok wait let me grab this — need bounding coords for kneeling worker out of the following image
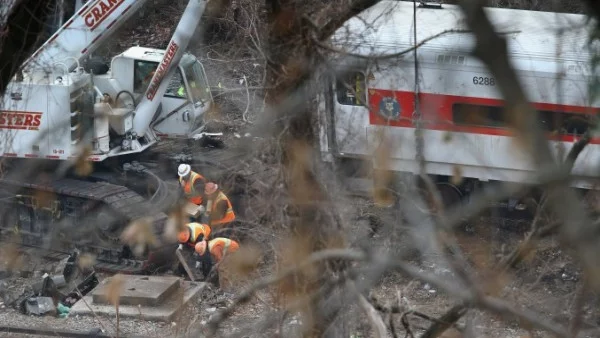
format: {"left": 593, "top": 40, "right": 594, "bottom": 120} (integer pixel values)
{"left": 194, "top": 237, "right": 240, "bottom": 286}
{"left": 176, "top": 222, "right": 212, "bottom": 277}
{"left": 178, "top": 222, "right": 212, "bottom": 248}
{"left": 204, "top": 182, "right": 236, "bottom": 237}
{"left": 178, "top": 164, "right": 207, "bottom": 221}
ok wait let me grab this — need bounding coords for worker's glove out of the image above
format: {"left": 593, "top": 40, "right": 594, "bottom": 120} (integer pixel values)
{"left": 198, "top": 205, "right": 206, "bottom": 213}
{"left": 178, "top": 244, "right": 183, "bottom": 250}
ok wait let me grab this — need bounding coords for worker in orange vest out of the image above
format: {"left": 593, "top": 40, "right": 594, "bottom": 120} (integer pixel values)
{"left": 177, "top": 222, "right": 212, "bottom": 248}
{"left": 203, "top": 182, "right": 236, "bottom": 237}
{"left": 175, "top": 222, "right": 212, "bottom": 277}
{"left": 178, "top": 164, "right": 207, "bottom": 221}
{"left": 194, "top": 237, "right": 240, "bottom": 285}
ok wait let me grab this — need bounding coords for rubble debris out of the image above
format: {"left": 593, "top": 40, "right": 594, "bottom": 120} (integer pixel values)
{"left": 57, "top": 302, "right": 70, "bottom": 318}
{"left": 53, "top": 251, "right": 79, "bottom": 283}
{"left": 24, "top": 296, "right": 56, "bottom": 316}
{"left": 61, "top": 272, "right": 99, "bottom": 307}
{"left": 32, "top": 274, "right": 67, "bottom": 296}
{"left": 19, "top": 268, "right": 33, "bottom": 278}
{"left": 8, "top": 269, "right": 99, "bottom": 316}
{"left": 0, "top": 270, "right": 10, "bottom": 280}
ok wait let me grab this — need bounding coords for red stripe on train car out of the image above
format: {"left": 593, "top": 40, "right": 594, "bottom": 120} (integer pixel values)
{"left": 3, "top": 153, "right": 17, "bottom": 157}
{"left": 24, "top": 154, "right": 39, "bottom": 158}
{"left": 46, "top": 155, "right": 60, "bottom": 159}
{"left": 367, "top": 89, "right": 600, "bottom": 144}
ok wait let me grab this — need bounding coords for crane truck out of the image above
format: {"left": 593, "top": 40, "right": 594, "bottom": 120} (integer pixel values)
{"left": 0, "top": 0, "right": 220, "bottom": 273}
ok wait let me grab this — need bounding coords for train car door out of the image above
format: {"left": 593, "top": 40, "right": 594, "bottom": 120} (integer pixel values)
{"left": 332, "top": 70, "right": 371, "bottom": 157}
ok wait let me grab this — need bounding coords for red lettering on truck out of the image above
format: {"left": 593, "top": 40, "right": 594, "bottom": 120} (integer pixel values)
{"left": 83, "top": 0, "right": 124, "bottom": 31}
{"left": 0, "top": 111, "right": 42, "bottom": 130}
{"left": 145, "top": 41, "right": 180, "bottom": 101}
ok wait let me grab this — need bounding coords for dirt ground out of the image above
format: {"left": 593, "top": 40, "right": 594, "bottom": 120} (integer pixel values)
{"left": 1, "top": 206, "right": 598, "bottom": 337}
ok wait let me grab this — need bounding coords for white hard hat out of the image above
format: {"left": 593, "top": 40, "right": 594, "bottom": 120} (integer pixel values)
{"left": 178, "top": 164, "right": 191, "bottom": 177}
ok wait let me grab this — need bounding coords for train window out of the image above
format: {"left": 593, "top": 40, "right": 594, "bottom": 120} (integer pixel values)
{"left": 452, "top": 103, "right": 507, "bottom": 128}
{"left": 335, "top": 71, "right": 366, "bottom": 106}
{"left": 452, "top": 103, "right": 594, "bottom": 136}
{"left": 537, "top": 110, "right": 593, "bottom": 136}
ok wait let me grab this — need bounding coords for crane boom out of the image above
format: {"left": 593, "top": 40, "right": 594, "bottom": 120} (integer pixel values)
{"left": 22, "top": 0, "right": 150, "bottom": 73}
{"left": 133, "top": 0, "right": 208, "bottom": 137}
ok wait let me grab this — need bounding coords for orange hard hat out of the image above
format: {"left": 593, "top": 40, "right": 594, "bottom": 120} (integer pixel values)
{"left": 178, "top": 228, "right": 191, "bottom": 243}
{"left": 204, "top": 182, "right": 218, "bottom": 195}
{"left": 195, "top": 240, "right": 207, "bottom": 255}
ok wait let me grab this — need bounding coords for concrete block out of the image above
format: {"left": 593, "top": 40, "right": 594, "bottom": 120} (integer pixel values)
{"left": 70, "top": 275, "right": 205, "bottom": 322}
{"left": 91, "top": 275, "right": 180, "bottom": 307}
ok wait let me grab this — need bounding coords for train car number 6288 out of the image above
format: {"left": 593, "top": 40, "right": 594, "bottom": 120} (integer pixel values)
{"left": 473, "top": 76, "right": 495, "bottom": 86}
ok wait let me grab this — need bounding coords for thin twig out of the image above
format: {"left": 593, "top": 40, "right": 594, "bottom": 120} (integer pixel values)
{"left": 206, "top": 249, "right": 366, "bottom": 334}
{"left": 351, "top": 282, "right": 389, "bottom": 338}
{"left": 568, "top": 275, "right": 589, "bottom": 338}
{"left": 75, "top": 288, "right": 114, "bottom": 334}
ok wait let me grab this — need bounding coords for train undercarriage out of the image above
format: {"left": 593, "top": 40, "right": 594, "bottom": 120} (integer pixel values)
{"left": 338, "top": 156, "right": 600, "bottom": 231}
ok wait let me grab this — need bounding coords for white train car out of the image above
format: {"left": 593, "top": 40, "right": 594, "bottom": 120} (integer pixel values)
{"left": 318, "top": 0, "right": 600, "bottom": 209}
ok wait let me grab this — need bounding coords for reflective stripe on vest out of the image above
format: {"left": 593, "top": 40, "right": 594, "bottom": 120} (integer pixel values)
{"left": 187, "top": 223, "right": 210, "bottom": 246}
{"left": 210, "top": 191, "right": 235, "bottom": 225}
{"left": 180, "top": 171, "right": 204, "bottom": 205}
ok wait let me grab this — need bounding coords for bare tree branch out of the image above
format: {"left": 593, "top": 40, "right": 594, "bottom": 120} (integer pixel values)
{"left": 354, "top": 286, "right": 389, "bottom": 338}
{"left": 0, "top": 1, "right": 57, "bottom": 95}
{"left": 457, "top": 0, "right": 600, "bottom": 288}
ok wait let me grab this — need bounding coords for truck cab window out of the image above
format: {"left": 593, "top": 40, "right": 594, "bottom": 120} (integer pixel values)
{"left": 336, "top": 72, "right": 366, "bottom": 106}
{"left": 164, "top": 69, "right": 187, "bottom": 98}
{"left": 133, "top": 60, "right": 159, "bottom": 94}
{"left": 182, "top": 61, "right": 211, "bottom": 104}
{"left": 133, "top": 60, "right": 186, "bottom": 99}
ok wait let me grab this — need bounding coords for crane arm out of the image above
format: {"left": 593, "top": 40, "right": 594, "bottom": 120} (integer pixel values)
{"left": 132, "top": 0, "right": 208, "bottom": 137}
{"left": 22, "top": 0, "right": 150, "bottom": 73}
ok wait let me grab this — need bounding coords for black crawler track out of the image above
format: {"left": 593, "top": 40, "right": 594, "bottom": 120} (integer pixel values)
{"left": 0, "top": 176, "right": 174, "bottom": 274}
{"left": 0, "top": 137, "right": 253, "bottom": 276}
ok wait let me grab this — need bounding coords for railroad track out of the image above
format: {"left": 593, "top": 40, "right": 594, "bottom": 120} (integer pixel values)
{"left": 0, "top": 325, "right": 144, "bottom": 338}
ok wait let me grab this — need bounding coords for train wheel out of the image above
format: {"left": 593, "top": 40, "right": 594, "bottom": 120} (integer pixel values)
{"left": 415, "top": 178, "right": 463, "bottom": 215}
{"left": 436, "top": 182, "right": 463, "bottom": 209}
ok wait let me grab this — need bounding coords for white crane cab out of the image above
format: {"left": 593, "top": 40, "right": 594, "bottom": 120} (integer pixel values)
{"left": 94, "top": 46, "right": 213, "bottom": 140}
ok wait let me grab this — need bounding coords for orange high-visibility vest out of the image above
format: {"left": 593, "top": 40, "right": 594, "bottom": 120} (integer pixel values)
{"left": 210, "top": 191, "right": 235, "bottom": 226}
{"left": 179, "top": 171, "right": 205, "bottom": 205}
{"left": 208, "top": 237, "right": 239, "bottom": 262}
{"left": 185, "top": 223, "right": 211, "bottom": 247}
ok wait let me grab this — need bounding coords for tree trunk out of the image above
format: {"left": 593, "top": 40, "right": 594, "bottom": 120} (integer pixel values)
{"left": 262, "top": 0, "right": 379, "bottom": 336}
{"left": 0, "top": 1, "right": 58, "bottom": 95}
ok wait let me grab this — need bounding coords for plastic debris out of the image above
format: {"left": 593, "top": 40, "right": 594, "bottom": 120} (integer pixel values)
{"left": 25, "top": 297, "right": 56, "bottom": 316}
{"left": 57, "top": 302, "right": 70, "bottom": 318}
